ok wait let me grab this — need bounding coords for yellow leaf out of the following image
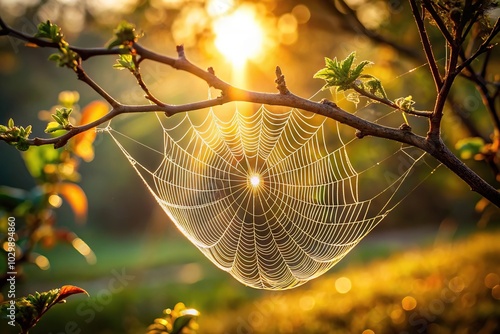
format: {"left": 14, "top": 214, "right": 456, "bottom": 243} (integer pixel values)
{"left": 58, "top": 182, "right": 88, "bottom": 224}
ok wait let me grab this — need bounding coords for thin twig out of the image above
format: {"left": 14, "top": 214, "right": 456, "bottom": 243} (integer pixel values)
{"left": 456, "top": 18, "right": 500, "bottom": 73}
{"left": 421, "top": 0, "right": 455, "bottom": 45}
{"left": 409, "top": 0, "right": 443, "bottom": 90}
{"left": 75, "top": 65, "right": 121, "bottom": 108}
{"left": 132, "top": 55, "right": 165, "bottom": 106}
{"left": 350, "top": 84, "right": 433, "bottom": 118}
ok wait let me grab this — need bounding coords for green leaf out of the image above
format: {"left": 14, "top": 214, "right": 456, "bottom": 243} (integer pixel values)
{"left": 35, "top": 20, "right": 65, "bottom": 44}
{"left": 35, "top": 20, "right": 53, "bottom": 39}
{"left": 113, "top": 54, "right": 135, "bottom": 71}
{"left": 325, "top": 56, "right": 336, "bottom": 69}
{"left": 23, "top": 145, "right": 62, "bottom": 178}
{"left": 48, "top": 53, "right": 61, "bottom": 62}
{"left": 352, "top": 60, "right": 373, "bottom": 79}
{"left": 365, "top": 77, "right": 388, "bottom": 99}
{"left": 455, "top": 137, "right": 485, "bottom": 159}
{"left": 107, "top": 21, "right": 138, "bottom": 49}
{"left": 51, "top": 114, "right": 63, "bottom": 124}
{"left": 45, "top": 121, "right": 64, "bottom": 133}
{"left": 314, "top": 53, "right": 373, "bottom": 92}
{"left": 16, "top": 140, "right": 30, "bottom": 151}
{"left": 340, "top": 52, "right": 355, "bottom": 76}
{"left": 312, "top": 68, "right": 331, "bottom": 80}
{"left": 172, "top": 311, "right": 199, "bottom": 334}
{"left": 8, "top": 118, "right": 14, "bottom": 128}
{"left": 395, "top": 95, "right": 416, "bottom": 111}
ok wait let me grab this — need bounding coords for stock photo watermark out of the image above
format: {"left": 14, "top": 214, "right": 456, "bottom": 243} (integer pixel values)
{"left": 5, "top": 216, "right": 17, "bottom": 327}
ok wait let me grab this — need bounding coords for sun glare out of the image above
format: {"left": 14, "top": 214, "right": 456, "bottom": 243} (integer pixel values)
{"left": 249, "top": 174, "right": 261, "bottom": 188}
{"left": 213, "top": 6, "right": 264, "bottom": 68}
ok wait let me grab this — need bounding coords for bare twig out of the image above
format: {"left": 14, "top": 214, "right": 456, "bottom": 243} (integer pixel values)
{"left": 133, "top": 56, "right": 166, "bottom": 106}
{"left": 457, "top": 18, "right": 500, "bottom": 73}
{"left": 409, "top": 0, "right": 443, "bottom": 90}
{"left": 421, "top": 0, "right": 455, "bottom": 44}
{"left": 75, "top": 64, "right": 121, "bottom": 108}
{"left": 275, "top": 66, "right": 290, "bottom": 95}
{"left": 350, "top": 84, "right": 433, "bottom": 118}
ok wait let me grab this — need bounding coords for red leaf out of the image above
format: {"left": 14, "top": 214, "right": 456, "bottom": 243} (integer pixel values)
{"left": 55, "top": 285, "right": 89, "bottom": 304}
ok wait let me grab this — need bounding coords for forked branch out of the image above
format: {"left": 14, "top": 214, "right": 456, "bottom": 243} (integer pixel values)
{"left": 0, "top": 15, "right": 499, "bottom": 207}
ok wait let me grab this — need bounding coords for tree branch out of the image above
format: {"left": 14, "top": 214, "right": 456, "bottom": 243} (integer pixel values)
{"left": 1, "top": 16, "right": 499, "bottom": 208}
{"left": 0, "top": 17, "right": 125, "bottom": 60}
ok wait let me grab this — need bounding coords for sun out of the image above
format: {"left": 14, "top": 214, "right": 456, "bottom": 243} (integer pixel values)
{"left": 213, "top": 6, "right": 265, "bottom": 68}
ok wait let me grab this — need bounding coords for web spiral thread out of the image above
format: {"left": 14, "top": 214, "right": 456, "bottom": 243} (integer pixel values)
{"left": 105, "top": 105, "right": 428, "bottom": 290}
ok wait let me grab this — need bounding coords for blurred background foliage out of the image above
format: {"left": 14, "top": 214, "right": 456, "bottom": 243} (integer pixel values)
{"left": 0, "top": 0, "right": 499, "bottom": 333}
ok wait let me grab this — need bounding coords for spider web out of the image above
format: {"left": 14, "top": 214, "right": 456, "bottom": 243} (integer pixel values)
{"left": 101, "top": 76, "right": 438, "bottom": 290}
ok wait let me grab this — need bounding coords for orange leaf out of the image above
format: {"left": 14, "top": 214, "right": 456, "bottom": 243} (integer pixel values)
{"left": 73, "top": 101, "right": 109, "bottom": 161}
{"left": 55, "top": 285, "right": 89, "bottom": 303}
{"left": 58, "top": 183, "right": 88, "bottom": 224}
{"left": 73, "top": 139, "right": 95, "bottom": 162}
{"left": 79, "top": 100, "right": 109, "bottom": 126}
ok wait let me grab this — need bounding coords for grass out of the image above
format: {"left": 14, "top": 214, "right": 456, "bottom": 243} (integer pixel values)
{"left": 201, "top": 229, "right": 500, "bottom": 334}
{"left": 2, "top": 227, "right": 499, "bottom": 333}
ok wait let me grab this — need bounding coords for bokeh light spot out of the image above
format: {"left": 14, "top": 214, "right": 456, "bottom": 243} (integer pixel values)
{"left": 48, "top": 194, "right": 63, "bottom": 208}
{"left": 390, "top": 308, "right": 405, "bottom": 324}
{"left": 292, "top": 4, "right": 311, "bottom": 24}
{"left": 449, "top": 276, "right": 465, "bottom": 293}
{"left": 362, "top": 330, "right": 375, "bottom": 334}
{"left": 484, "top": 272, "right": 500, "bottom": 289}
{"left": 461, "top": 292, "right": 476, "bottom": 308}
{"left": 492, "top": 285, "right": 500, "bottom": 300}
{"left": 401, "top": 296, "right": 417, "bottom": 311}
{"left": 278, "top": 13, "right": 298, "bottom": 34}
{"left": 177, "top": 263, "right": 204, "bottom": 284}
{"left": 34, "top": 255, "right": 50, "bottom": 270}
{"left": 299, "top": 295, "right": 315, "bottom": 311}
{"left": 335, "top": 276, "right": 352, "bottom": 294}
{"left": 278, "top": 13, "right": 298, "bottom": 45}
{"left": 72, "top": 237, "right": 97, "bottom": 264}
